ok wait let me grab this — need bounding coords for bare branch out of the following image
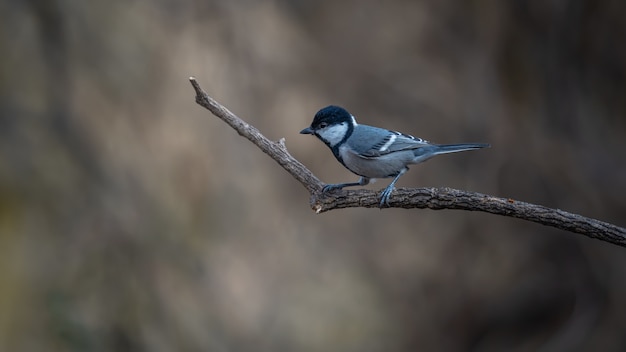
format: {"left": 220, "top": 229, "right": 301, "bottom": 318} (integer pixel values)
{"left": 190, "top": 78, "right": 323, "bottom": 194}
{"left": 190, "top": 77, "right": 626, "bottom": 247}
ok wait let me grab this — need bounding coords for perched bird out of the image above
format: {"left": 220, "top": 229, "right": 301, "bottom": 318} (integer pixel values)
{"left": 300, "top": 105, "right": 489, "bottom": 207}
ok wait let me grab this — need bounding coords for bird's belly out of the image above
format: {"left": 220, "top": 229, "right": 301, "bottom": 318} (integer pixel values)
{"left": 339, "top": 147, "right": 412, "bottom": 178}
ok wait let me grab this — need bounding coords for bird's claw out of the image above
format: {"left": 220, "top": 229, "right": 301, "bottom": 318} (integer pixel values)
{"left": 322, "top": 184, "right": 344, "bottom": 193}
{"left": 379, "top": 186, "right": 395, "bottom": 208}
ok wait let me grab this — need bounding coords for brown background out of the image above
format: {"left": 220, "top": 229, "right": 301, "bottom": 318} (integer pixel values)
{"left": 1, "top": 0, "right": 625, "bottom": 351}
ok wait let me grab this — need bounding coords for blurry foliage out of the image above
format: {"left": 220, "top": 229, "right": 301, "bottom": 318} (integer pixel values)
{"left": 0, "top": 0, "right": 625, "bottom": 351}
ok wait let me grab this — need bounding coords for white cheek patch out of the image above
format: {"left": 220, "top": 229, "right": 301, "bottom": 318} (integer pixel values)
{"left": 317, "top": 123, "right": 348, "bottom": 147}
{"left": 378, "top": 134, "right": 397, "bottom": 152}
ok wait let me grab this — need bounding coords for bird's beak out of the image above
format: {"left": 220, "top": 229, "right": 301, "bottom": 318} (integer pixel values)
{"left": 300, "top": 127, "right": 313, "bottom": 135}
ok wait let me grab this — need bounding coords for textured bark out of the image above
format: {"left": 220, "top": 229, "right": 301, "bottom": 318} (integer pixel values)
{"left": 190, "top": 77, "right": 626, "bottom": 247}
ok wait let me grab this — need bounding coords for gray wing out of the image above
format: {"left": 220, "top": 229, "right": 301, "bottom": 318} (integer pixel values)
{"left": 349, "top": 125, "right": 432, "bottom": 158}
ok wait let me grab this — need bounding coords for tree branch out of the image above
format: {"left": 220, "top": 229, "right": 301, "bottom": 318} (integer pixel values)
{"left": 189, "top": 77, "right": 626, "bottom": 248}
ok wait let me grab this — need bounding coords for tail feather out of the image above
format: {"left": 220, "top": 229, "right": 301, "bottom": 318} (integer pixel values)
{"left": 434, "top": 143, "right": 490, "bottom": 154}
{"left": 412, "top": 143, "right": 489, "bottom": 163}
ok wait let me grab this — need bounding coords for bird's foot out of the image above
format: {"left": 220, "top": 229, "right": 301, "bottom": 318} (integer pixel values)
{"left": 322, "top": 183, "right": 346, "bottom": 193}
{"left": 378, "top": 185, "right": 396, "bottom": 208}
{"left": 379, "top": 185, "right": 395, "bottom": 208}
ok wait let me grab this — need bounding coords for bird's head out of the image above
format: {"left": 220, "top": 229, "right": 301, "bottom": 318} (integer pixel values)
{"left": 300, "top": 105, "right": 357, "bottom": 148}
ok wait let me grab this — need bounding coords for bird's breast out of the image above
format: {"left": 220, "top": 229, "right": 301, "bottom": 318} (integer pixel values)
{"left": 338, "top": 145, "right": 413, "bottom": 178}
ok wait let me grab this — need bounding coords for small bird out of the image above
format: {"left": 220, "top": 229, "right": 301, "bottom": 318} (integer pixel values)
{"left": 300, "top": 105, "right": 489, "bottom": 207}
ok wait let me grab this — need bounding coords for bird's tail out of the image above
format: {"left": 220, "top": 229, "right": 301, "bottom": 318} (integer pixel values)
{"left": 412, "top": 143, "right": 489, "bottom": 163}
{"left": 434, "top": 143, "right": 490, "bottom": 154}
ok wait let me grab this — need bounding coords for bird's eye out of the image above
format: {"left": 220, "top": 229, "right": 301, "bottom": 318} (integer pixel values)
{"left": 319, "top": 122, "right": 328, "bottom": 128}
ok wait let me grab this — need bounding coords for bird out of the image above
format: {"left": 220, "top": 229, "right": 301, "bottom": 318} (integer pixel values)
{"left": 300, "top": 105, "right": 489, "bottom": 207}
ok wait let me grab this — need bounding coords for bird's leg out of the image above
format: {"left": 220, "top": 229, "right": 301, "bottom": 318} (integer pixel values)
{"left": 322, "top": 177, "right": 370, "bottom": 192}
{"left": 379, "top": 168, "right": 408, "bottom": 207}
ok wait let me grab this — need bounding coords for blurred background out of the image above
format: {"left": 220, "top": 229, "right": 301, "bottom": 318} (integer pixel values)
{"left": 1, "top": 0, "right": 625, "bottom": 351}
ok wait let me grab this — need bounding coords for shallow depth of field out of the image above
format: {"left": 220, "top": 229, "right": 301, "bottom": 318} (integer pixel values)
{"left": 1, "top": 1, "right": 625, "bottom": 351}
